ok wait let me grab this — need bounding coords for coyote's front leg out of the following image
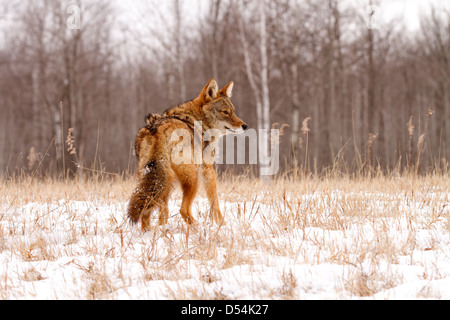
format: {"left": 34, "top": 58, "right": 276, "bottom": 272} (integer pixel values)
{"left": 202, "top": 164, "right": 224, "bottom": 225}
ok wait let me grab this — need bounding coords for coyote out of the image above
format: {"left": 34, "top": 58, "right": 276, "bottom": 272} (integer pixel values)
{"left": 127, "top": 79, "right": 248, "bottom": 231}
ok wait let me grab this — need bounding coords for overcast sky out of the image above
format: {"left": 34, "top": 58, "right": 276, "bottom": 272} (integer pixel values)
{"left": 379, "top": 0, "right": 450, "bottom": 30}
{"left": 115, "top": 0, "right": 450, "bottom": 32}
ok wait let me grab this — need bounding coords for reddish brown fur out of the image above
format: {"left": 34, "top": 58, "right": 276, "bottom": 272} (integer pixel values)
{"left": 127, "top": 79, "right": 247, "bottom": 231}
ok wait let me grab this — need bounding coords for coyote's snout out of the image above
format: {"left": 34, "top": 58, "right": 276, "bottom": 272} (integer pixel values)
{"left": 128, "top": 79, "right": 247, "bottom": 231}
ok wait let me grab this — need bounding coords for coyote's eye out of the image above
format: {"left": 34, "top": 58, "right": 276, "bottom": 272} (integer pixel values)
{"left": 222, "top": 110, "right": 230, "bottom": 116}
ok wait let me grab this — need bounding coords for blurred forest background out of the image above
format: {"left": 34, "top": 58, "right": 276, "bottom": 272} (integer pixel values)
{"left": 0, "top": 0, "right": 449, "bottom": 178}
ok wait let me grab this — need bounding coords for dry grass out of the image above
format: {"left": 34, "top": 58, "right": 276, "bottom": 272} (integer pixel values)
{"left": 0, "top": 172, "right": 449, "bottom": 299}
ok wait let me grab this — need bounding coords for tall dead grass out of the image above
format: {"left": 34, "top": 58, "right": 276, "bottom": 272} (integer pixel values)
{"left": 1, "top": 169, "right": 448, "bottom": 299}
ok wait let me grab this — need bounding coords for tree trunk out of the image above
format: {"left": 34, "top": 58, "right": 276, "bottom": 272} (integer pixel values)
{"left": 290, "top": 46, "right": 301, "bottom": 168}
{"left": 174, "top": 0, "right": 186, "bottom": 102}
{"left": 444, "top": 82, "right": 450, "bottom": 160}
{"left": 259, "top": 0, "right": 270, "bottom": 178}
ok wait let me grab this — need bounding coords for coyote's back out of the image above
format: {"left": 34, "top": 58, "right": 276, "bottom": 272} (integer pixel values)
{"left": 127, "top": 79, "right": 248, "bottom": 231}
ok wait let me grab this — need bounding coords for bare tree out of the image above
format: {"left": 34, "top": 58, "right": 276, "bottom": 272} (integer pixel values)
{"left": 236, "top": 0, "right": 271, "bottom": 177}
{"left": 135, "top": 0, "right": 189, "bottom": 105}
{"left": 419, "top": 7, "right": 450, "bottom": 163}
{"left": 1, "top": 0, "right": 449, "bottom": 177}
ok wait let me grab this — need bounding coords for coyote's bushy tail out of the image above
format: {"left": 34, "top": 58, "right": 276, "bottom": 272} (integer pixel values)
{"left": 127, "top": 153, "right": 169, "bottom": 224}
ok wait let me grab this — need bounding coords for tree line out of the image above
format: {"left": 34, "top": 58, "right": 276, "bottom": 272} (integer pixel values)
{"left": 0, "top": 0, "right": 449, "bottom": 178}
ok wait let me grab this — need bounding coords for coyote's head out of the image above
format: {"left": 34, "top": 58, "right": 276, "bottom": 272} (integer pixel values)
{"left": 199, "top": 79, "right": 248, "bottom": 135}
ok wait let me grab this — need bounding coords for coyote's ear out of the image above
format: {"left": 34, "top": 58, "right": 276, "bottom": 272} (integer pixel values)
{"left": 201, "top": 79, "right": 218, "bottom": 101}
{"left": 219, "top": 81, "right": 234, "bottom": 98}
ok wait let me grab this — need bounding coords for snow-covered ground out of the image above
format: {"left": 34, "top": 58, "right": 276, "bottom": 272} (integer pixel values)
{"left": 1, "top": 184, "right": 449, "bottom": 299}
